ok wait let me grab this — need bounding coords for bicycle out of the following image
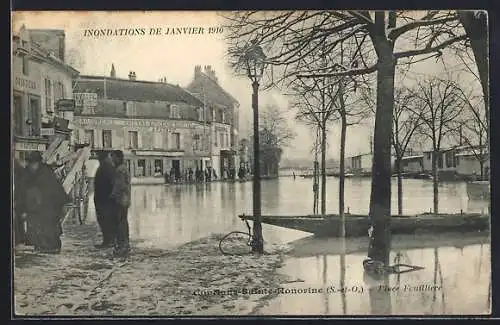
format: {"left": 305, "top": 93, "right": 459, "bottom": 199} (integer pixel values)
{"left": 219, "top": 219, "right": 258, "bottom": 256}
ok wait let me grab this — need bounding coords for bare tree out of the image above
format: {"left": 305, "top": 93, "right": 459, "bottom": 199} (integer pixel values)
{"left": 455, "top": 87, "right": 488, "bottom": 180}
{"left": 458, "top": 11, "right": 488, "bottom": 114}
{"left": 223, "top": 10, "right": 472, "bottom": 265}
{"left": 392, "top": 86, "right": 425, "bottom": 215}
{"left": 415, "top": 77, "right": 465, "bottom": 214}
{"left": 247, "top": 104, "right": 296, "bottom": 177}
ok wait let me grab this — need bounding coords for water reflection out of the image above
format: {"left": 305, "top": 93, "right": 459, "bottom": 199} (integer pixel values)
{"left": 119, "top": 178, "right": 488, "bottom": 250}
{"left": 259, "top": 236, "right": 490, "bottom": 315}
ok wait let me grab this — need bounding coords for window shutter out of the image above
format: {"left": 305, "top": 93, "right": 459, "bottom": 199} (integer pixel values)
{"left": 137, "top": 131, "right": 142, "bottom": 149}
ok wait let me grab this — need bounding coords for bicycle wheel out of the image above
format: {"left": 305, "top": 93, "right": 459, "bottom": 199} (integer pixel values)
{"left": 219, "top": 231, "right": 253, "bottom": 256}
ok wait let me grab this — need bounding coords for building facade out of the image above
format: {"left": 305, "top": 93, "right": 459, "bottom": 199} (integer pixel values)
{"left": 423, "top": 146, "right": 490, "bottom": 179}
{"left": 72, "top": 69, "right": 211, "bottom": 180}
{"left": 12, "top": 26, "right": 78, "bottom": 162}
{"left": 186, "top": 65, "right": 240, "bottom": 179}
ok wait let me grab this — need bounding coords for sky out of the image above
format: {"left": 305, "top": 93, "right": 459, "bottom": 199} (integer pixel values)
{"left": 12, "top": 11, "right": 483, "bottom": 160}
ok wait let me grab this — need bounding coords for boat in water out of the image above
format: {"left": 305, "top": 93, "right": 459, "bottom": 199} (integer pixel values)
{"left": 239, "top": 212, "right": 490, "bottom": 238}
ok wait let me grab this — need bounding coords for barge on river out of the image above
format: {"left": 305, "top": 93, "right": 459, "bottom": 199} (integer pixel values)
{"left": 239, "top": 212, "right": 490, "bottom": 237}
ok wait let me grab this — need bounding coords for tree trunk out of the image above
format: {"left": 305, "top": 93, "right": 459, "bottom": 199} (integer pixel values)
{"left": 458, "top": 11, "right": 489, "bottom": 119}
{"left": 321, "top": 125, "right": 327, "bottom": 216}
{"left": 479, "top": 160, "right": 484, "bottom": 181}
{"left": 432, "top": 151, "right": 439, "bottom": 214}
{"left": 396, "top": 157, "right": 403, "bottom": 215}
{"left": 339, "top": 112, "right": 347, "bottom": 237}
{"left": 367, "top": 50, "right": 396, "bottom": 266}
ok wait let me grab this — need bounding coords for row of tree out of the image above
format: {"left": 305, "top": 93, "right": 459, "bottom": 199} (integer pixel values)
{"left": 224, "top": 10, "right": 488, "bottom": 265}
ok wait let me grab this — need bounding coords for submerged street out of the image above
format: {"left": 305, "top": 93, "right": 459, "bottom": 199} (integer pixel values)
{"left": 123, "top": 177, "right": 489, "bottom": 249}
{"left": 14, "top": 176, "right": 490, "bottom": 316}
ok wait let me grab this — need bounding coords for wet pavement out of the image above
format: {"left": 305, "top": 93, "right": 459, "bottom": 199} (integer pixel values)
{"left": 81, "top": 177, "right": 490, "bottom": 315}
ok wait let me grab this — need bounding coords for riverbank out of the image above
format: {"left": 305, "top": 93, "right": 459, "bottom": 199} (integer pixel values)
{"left": 13, "top": 221, "right": 292, "bottom": 316}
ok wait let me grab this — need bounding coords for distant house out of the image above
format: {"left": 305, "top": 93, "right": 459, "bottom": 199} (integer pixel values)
{"left": 422, "top": 145, "right": 489, "bottom": 180}
{"left": 455, "top": 149, "right": 490, "bottom": 179}
{"left": 400, "top": 155, "right": 424, "bottom": 173}
{"left": 422, "top": 148, "right": 457, "bottom": 178}
{"left": 348, "top": 153, "right": 396, "bottom": 175}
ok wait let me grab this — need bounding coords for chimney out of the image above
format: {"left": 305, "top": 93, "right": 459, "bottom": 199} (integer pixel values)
{"left": 194, "top": 65, "right": 202, "bottom": 79}
{"left": 128, "top": 71, "right": 136, "bottom": 81}
{"left": 110, "top": 64, "right": 116, "bottom": 78}
{"left": 204, "top": 65, "right": 218, "bottom": 83}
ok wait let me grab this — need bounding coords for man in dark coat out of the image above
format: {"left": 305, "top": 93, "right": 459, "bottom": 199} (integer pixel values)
{"left": 23, "top": 151, "right": 70, "bottom": 254}
{"left": 110, "top": 150, "right": 131, "bottom": 258}
{"left": 94, "top": 151, "right": 116, "bottom": 248}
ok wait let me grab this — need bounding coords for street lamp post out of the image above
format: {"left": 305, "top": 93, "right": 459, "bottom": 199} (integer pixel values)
{"left": 243, "top": 43, "right": 267, "bottom": 254}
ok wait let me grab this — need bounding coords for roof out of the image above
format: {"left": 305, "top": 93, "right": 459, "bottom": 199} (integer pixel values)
{"left": 186, "top": 71, "right": 238, "bottom": 108}
{"left": 401, "top": 155, "right": 424, "bottom": 160}
{"left": 12, "top": 35, "right": 79, "bottom": 76}
{"left": 74, "top": 76, "right": 203, "bottom": 106}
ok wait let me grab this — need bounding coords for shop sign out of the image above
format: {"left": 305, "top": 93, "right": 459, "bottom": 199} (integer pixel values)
{"left": 15, "top": 141, "right": 46, "bottom": 151}
{"left": 76, "top": 117, "right": 199, "bottom": 129}
{"left": 57, "top": 99, "right": 75, "bottom": 111}
{"left": 13, "top": 75, "right": 40, "bottom": 94}
{"left": 41, "top": 128, "right": 55, "bottom": 136}
{"left": 74, "top": 93, "right": 97, "bottom": 107}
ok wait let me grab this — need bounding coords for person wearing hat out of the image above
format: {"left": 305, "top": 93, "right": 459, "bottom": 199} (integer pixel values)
{"left": 22, "top": 151, "right": 70, "bottom": 254}
{"left": 109, "top": 150, "right": 131, "bottom": 258}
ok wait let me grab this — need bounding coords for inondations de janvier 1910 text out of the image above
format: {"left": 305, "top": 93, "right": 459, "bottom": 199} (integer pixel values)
{"left": 83, "top": 27, "right": 223, "bottom": 37}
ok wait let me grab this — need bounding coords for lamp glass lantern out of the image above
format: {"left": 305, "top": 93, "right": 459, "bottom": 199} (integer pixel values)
{"left": 244, "top": 44, "right": 267, "bottom": 84}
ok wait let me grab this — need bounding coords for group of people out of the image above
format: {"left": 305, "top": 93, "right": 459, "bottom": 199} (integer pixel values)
{"left": 164, "top": 166, "right": 218, "bottom": 184}
{"left": 14, "top": 151, "right": 70, "bottom": 254}
{"left": 93, "top": 150, "right": 132, "bottom": 258}
{"left": 13, "top": 149, "right": 132, "bottom": 258}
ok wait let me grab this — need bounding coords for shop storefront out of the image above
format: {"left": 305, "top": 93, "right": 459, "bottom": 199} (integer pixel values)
{"left": 13, "top": 54, "right": 46, "bottom": 162}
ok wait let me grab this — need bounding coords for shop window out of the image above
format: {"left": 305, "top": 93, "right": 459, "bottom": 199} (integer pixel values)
{"left": 13, "top": 95, "right": 23, "bottom": 136}
{"left": 29, "top": 97, "right": 41, "bottom": 136}
{"left": 173, "top": 132, "right": 181, "bottom": 149}
{"left": 84, "top": 130, "right": 94, "bottom": 148}
{"left": 54, "top": 82, "right": 64, "bottom": 114}
{"left": 154, "top": 159, "right": 163, "bottom": 176}
{"left": 126, "top": 160, "right": 131, "bottom": 175}
{"left": 137, "top": 159, "right": 146, "bottom": 177}
{"left": 44, "top": 78, "right": 53, "bottom": 114}
{"left": 128, "top": 131, "right": 138, "bottom": 148}
{"left": 102, "top": 130, "right": 112, "bottom": 148}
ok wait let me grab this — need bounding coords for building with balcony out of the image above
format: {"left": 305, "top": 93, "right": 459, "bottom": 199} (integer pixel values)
{"left": 186, "top": 65, "right": 240, "bottom": 179}
{"left": 12, "top": 26, "right": 79, "bottom": 163}
{"left": 72, "top": 67, "right": 211, "bottom": 181}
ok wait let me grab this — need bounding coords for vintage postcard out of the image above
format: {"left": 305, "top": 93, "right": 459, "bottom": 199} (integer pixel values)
{"left": 12, "top": 10, "right": 490, "bottom": 317}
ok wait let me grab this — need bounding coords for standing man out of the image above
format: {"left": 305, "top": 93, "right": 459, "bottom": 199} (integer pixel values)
{"left": 22, "top": 151, "right": 70, "bottom": 254}
{"left": 94, "top": 151, "right": 116, "bottom": 249}
{"left": 110, "top": 150, "right": 131, "bottom": 258}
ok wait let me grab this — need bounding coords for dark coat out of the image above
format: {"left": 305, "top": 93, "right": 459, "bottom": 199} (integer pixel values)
{"left": 110, "top": 163, "right": 131, "bottom": 208}
{"left": 23, "top": 163, "right": 70, "bottom": 219}
{"left": 94, "top": 160, "right": 116, "bottom": 207}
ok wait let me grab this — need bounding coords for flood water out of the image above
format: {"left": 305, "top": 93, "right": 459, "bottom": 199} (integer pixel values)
{"left": 88, "top": 177, "right": 489, "bottom": 249}
{"left": 86, "top": 176, "right": 490, "bottom": 315}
